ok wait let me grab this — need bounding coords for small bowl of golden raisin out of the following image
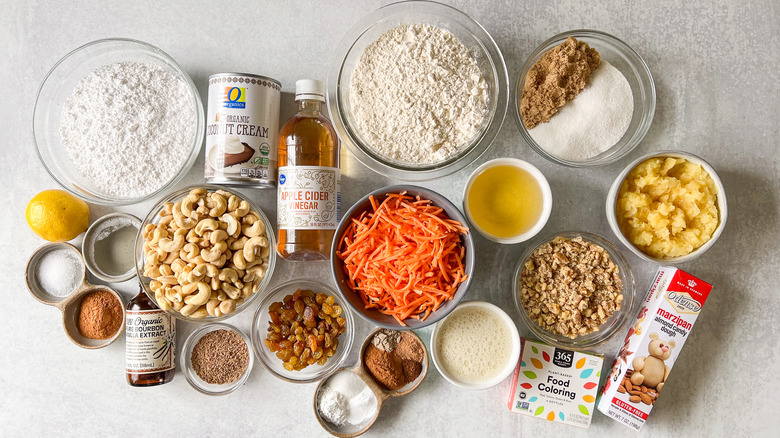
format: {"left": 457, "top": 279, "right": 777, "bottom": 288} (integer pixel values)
{"left": 251, "top": 279, "right": 355, "bottom": 383}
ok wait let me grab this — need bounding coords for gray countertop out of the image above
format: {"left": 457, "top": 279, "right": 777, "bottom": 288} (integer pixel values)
{"left": 2, "top": 0, "right": 778, "bottom": 436}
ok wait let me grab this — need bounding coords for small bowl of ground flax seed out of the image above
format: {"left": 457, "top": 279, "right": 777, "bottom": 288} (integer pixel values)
{"left": 182, "top": 323, "right": 253, "bottom": 396}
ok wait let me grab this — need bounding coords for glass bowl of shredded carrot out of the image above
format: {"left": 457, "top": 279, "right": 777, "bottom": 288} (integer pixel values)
{"left": 330, "top": 185, "right": 475, "bottom": 330}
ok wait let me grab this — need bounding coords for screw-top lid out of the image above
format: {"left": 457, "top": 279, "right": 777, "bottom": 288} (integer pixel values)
{"left": 295, "top": 79, "right": 325, "bottom": 102}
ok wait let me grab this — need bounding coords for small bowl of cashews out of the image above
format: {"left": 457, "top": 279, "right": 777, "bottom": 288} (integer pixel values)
{"left": 135, "top": 185, "right": 276, "bottom": 322}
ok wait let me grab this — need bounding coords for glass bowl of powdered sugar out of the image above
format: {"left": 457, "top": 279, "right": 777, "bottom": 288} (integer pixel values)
{"left": 33, "top": 38, "right": 204, "bottom": 205}
{"left": 515, "top": 30, "right": 656, "bottom": 167}
{"left": 328, "top": 1, "right": 509, "bottom": 181}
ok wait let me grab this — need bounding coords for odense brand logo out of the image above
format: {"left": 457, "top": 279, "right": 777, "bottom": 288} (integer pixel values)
{"left": 665, "top": 291, "right": 702, "bottom": 314}
{"left": 223, "top": 86, "right": 246, "bottom": 109}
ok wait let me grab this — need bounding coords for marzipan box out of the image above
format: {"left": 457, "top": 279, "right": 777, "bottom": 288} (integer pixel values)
{"left": 597, "top": 267, "right": 713, "bottom": 431}
{"left": 507, "top": 338, "right": 603, "bottom": 429}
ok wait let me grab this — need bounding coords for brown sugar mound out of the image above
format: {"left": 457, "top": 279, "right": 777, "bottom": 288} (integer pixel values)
{"left": 520, "top": 37, "right": 600, "bottom": 129}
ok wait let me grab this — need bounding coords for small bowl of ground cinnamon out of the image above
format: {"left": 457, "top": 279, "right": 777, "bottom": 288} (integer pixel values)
{"left": 181, "top": 323, "right": 253, "bottom": 396}
{"left": 62, "top": 286, "right": 125, "bottom": 349}
{"left": 360, "top": 328, "right": 428, "bottom": 395}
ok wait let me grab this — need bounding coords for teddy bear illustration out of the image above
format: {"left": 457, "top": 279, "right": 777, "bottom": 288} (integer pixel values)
{"left": 630, "top": 333, "right": 675, "bottom": 391}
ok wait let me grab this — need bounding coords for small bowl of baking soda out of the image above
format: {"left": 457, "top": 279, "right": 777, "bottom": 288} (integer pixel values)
{"left": 515, "top": 30, "right": 656, "bottom": 167}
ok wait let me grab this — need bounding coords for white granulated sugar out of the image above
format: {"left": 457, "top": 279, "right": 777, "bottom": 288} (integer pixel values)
{"left": 60, "top": 62, "right": 196, "bottom": 199}
{"left": 349, "top": 24, "right": 488, "bottom": 165}
{"left": 529, "top": 61, "right": 633, "bottom": 162}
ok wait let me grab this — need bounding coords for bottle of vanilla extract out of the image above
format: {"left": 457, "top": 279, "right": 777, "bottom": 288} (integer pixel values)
{"left": 276, "top": 79, "right": 341, "bottom": 261}
{"left": 125, "top": 287, "right": 175, "bottom": 387}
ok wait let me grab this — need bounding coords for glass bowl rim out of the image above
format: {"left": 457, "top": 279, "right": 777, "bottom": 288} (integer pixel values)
{"left": 32, "top": 37, "right": 204, "bottom": 206}
{"left": 512, "top": 230, "right": 636, "bottom": 349}
{"left": 327, "top": 0, "right": 509, "bottom": 180}
{"left": 134, "top": 184, "right": 277, "bottom": 323}
{"left": 181, "top": 322, "right": 255, "bottom": 396}
{"left": 513, "top": 29, "right": 656, "bottom": 168}
{"left": 250, "top": 278, "right": 356, "bottom": 384}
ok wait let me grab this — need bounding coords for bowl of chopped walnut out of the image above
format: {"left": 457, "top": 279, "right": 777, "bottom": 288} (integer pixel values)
{"left": 513, "top": 231, "right": 635, "bottom": 349}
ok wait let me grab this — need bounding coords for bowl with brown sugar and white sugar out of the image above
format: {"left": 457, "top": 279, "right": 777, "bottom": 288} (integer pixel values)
{"left": 515, "top": 30, "right": 655, "bottom": 167}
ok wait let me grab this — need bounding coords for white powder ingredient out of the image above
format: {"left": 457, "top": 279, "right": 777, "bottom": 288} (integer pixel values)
{"left": 349, "top": 24, "right": 489, "bottom": 165}
{"left": 60, "top": 61, "right": 196, "bottom": 199}
{"left": 317, "top": 371, "right": 378, "bottom": 427}
{"left": 529, "top": 61, "right": 634, "bottom": 162}
{"left": 36, "top": 249, "right": 82, "bottom": 297}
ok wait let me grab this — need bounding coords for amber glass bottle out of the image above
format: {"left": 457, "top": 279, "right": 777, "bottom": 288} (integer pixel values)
{"left": 276, "top": 79, "right": 341, "bottom": 261}
{"left": 125, "top": 288, "right": 175, "bottom": 387}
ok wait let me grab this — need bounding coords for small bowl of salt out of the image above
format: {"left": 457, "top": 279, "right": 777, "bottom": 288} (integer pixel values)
{"left": 514, "top": 29, "right": 656, "bottom": 167}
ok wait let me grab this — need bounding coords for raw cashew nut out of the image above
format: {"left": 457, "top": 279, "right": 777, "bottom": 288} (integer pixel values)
{"left": 201, "top": 241, "right": 228, "bottom": 263}
{"left": 218, "top": 268, "right": 239, "bottom": 285}
{"left": 171, "top": 258, "right": 187, "bottom": 274}
{"left": 187, "top": 264, "right": 208, "bottom": 283}
{"left": 219, "top": 300, "right": 236, "bottom": 315}
{"left": 173, "top": 203, "right": 197, "bottom": 229}
{"left": 246, "top": 264, "right": 266, "bottom": 280}
{"left": 210, "top": 276, "right": 220, "bottom": 291}
{"left": 186, "top": 228, "right": 200, "bottom": 243}
{"left": 235, "top": 200, "right": 250, "bottom": 217}
{"left": 208, "top": 193, "right": 227, "bottom": 217}
{"left": 242, "top": 212, "right": 260, "bottom": 225}
{"left": 195, "top": 218, "right": 219, "bottom": 236}
{"left": 211, "top": 254, "right": 227, "bottom": 268}
{"left": 189, "top": 307, "right": 209, "bottom": 319}
{"left": 229, "top": 236, "right": 248, "bottom": 250}
{"left": 243, "top": 220, "right": 266, "bottom": 238}
{"left": 222, "top": 283, "right": 241, "bottom": 300}
{"left": 221, "top": 213, "right": 240, "bottom": 237}
{"left": 227, "top": 195, "right": 240, "bottom": 212}
{"left": 233, "top": 250, "right": 248, "bottom": 270}
{"left": 210, "top": 229, "right": 228, "bottom": 244}
{"left": 184, "top": 281, "right": 211, "bottom": 306}
{"left": 205, "top": 263, "right": 220, "bottom": 278}
{"left": 162, "top": 251, "right": 179, "bottom": 265}
{"left": 158, "top": 235, "right": 185, "bottom": 253}
{"left": 160, "top": 202, "right": 174, "bottom": 217}
{"left": 180, "top": 303, "right": 198, "bottom": 316}
{"left": 243, "top": 236, "right": 269, "bottom": 262}
{"left": 180, "top": 243, "right": 200, "bottom": 262}
{"left": 206, "top": 299, "right": 221, "bottom": 317}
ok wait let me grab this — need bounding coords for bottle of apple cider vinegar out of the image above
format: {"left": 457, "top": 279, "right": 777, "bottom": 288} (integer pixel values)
{"left": 276, "top": 79, "right": 341, "bottom": 261}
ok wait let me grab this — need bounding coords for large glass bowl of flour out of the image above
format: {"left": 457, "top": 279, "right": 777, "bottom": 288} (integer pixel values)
{"left": 514, "top": 30, "right": 656, "bottom": 167}
{"left": 33, "top": 38, "right": 204, "bottom": 205}
{"left": 328, "top": 1, "right": 509, "bottom": 181}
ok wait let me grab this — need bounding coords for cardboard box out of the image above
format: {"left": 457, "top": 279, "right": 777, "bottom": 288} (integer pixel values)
{"left": 507, "top": 338, "right": 603, "bottom": 429}
{"left": 597, "top": 267, "right": 712, "bottom": 431}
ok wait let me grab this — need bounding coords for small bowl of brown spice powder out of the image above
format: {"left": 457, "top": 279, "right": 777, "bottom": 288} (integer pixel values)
{"left": 63, "top": 286, "right": 125, "bottom": 349}
{"left": 182, "top": 323, "right": 253, "bottom": 396}
{"left": 360, "top": 328, "right": 428, "bottom": 395}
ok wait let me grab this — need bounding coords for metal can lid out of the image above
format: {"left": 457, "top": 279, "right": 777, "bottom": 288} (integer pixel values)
{"left": 208, "top": 72, "right": 281, "bottom": 87}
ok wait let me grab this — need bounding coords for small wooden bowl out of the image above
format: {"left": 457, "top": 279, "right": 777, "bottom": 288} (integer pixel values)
{"left": 313, "top": 328, "right": 429, "bottom": 437}
{"left": 25, "top": 242, "right": 125, "bottom": 349}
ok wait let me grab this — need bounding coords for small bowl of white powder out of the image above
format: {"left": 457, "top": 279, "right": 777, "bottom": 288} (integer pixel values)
{"left": 514, "top": 30, "right": 656, "bottom": 167}
{"left": 328, "top": 1, "right": 509, "bottom": 181}
{"left": 33, "top": 38, "right": 203, "bottom": 205}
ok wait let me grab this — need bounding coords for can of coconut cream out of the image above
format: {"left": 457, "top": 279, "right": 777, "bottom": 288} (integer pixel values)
{"left": 205, "top": 73, "right": 281, "bottom": 188}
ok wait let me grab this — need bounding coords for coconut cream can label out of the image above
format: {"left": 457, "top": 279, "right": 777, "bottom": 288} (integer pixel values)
{"left": 205, "top": 73, "right": 281, "bottom": 187}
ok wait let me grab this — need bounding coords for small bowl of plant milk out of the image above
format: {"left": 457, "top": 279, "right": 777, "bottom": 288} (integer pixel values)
{"left": 430, "top": 301, "right": 521, "bottom": 390}
{"left": 83, "top": 213, "right": 141, "bottom": 282}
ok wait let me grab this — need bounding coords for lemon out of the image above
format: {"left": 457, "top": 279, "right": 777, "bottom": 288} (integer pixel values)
{"left": 25, "top": 190, "right": 90, "bottom": 242}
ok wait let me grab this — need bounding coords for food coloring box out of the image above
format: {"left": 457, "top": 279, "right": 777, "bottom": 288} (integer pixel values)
{"left": 597, "top": 267, "right": 712, "bottom": 431}
{"left": 507, "top": 338, "right": 603, "bottom": 429}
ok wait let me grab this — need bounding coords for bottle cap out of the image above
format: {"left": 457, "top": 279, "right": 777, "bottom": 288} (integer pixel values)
{"left": 295, "top": 79, "right": 325, "bottom": 102}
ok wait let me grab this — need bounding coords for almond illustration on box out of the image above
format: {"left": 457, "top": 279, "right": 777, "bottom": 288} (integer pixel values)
{"left": 630, "top": 333, "right": 675, "bottom": 391}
